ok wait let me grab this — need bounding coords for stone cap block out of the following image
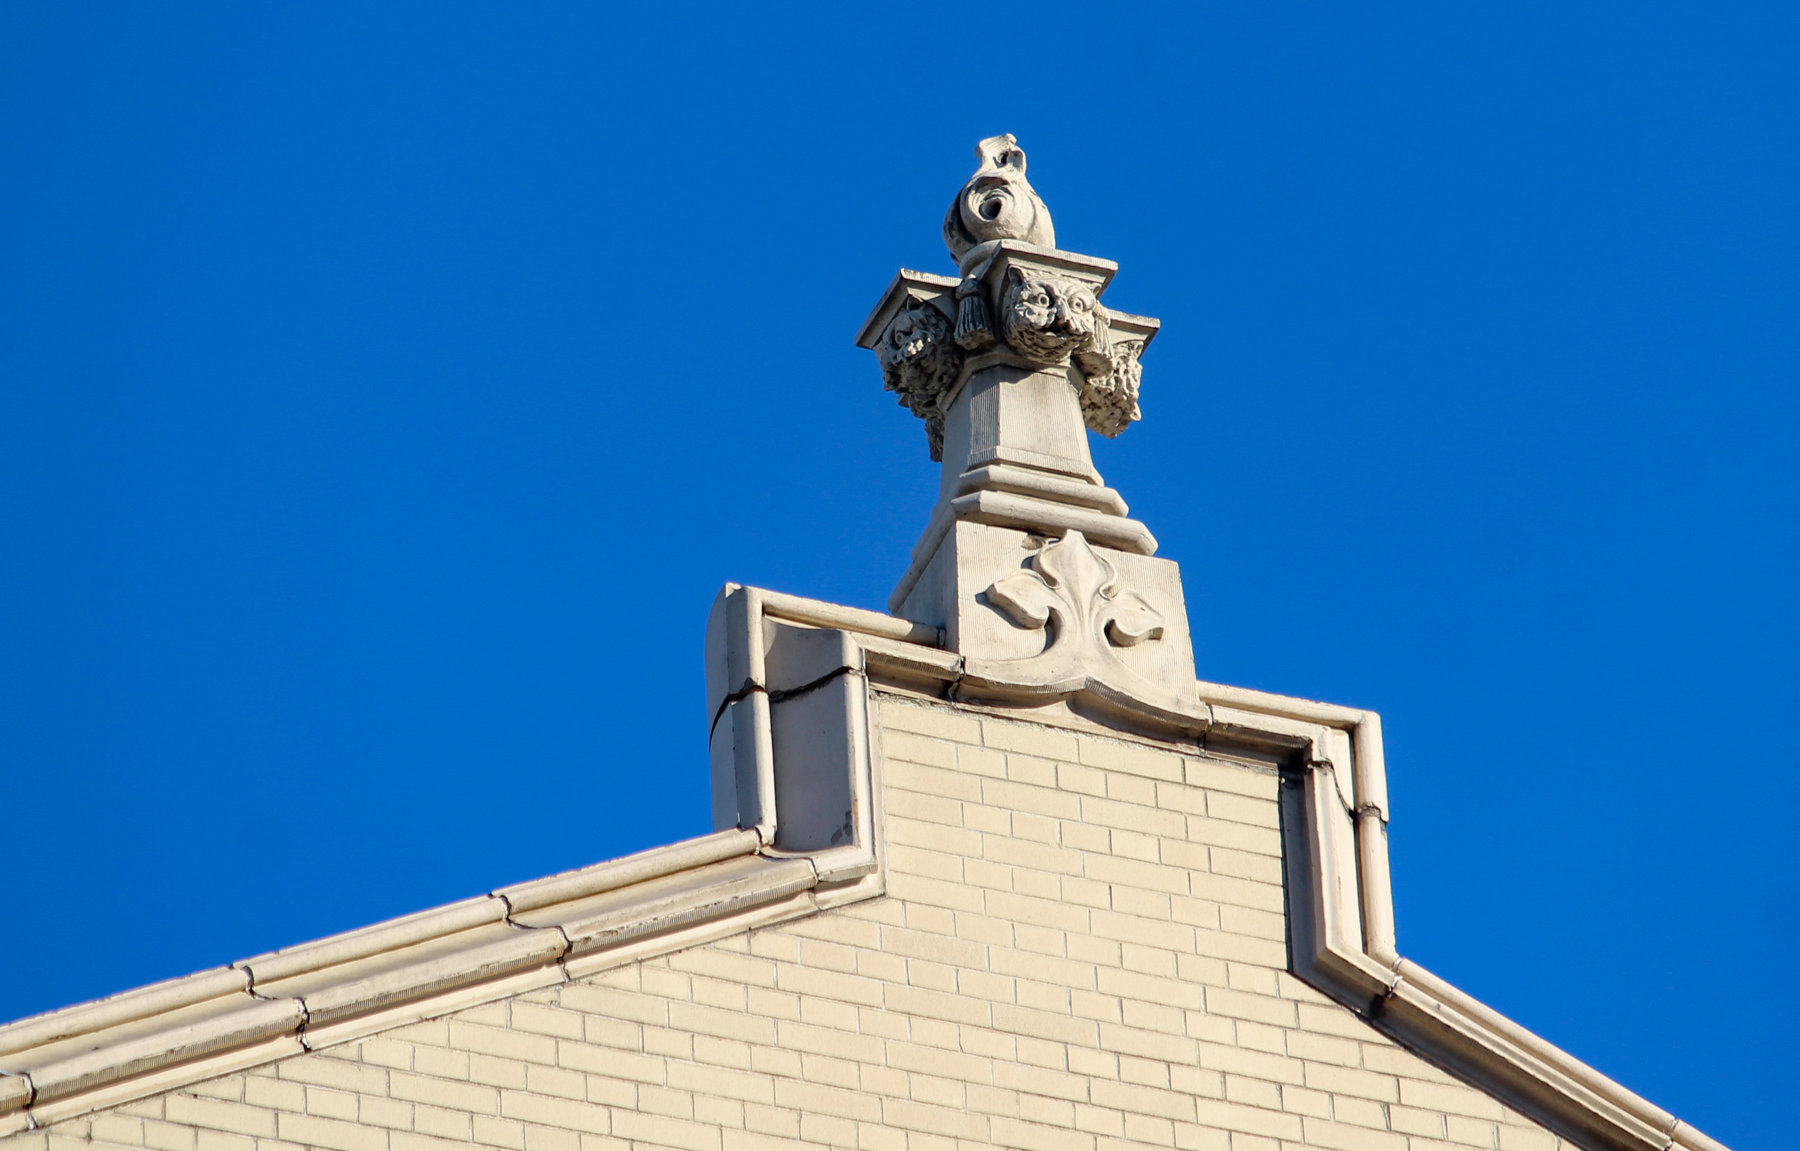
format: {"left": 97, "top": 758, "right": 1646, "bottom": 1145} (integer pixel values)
{"left": 855, "top": 269, "right": 959, "bottom": 350}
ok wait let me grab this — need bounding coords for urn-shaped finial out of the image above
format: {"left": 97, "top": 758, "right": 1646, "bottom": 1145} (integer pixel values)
{"left": 942, "top": 134, "right": 1056, "bottom": 264}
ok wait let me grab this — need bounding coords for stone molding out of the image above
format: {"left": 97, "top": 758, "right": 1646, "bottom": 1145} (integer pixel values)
{"left": 0, "top": 588, "right": 1732, "bottom": 1151}
{"left": 739, "top": 592, "right": 1735, "bottom": 1151}
{"left": 0, "top": 833, "right": 844, "bottom": 1133}
{"left": 1278, "top": 717, "right": 1732, "bottom": 1151}
{"left": 704, "top": 584, "right": 891, "bottom": 872}
{"left": 0, "top": 722, "right": 890, "bottom": 1136}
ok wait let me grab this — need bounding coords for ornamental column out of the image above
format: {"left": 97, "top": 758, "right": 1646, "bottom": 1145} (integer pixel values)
{"left": 857, "top": 136, "right": 1200, "bottom": 725}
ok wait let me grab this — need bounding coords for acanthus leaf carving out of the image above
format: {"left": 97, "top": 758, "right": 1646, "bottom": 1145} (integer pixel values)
{"left": 1079, "top": 337, "right": 1144, "bottom": 438}
{"left": 874, "top": 299, "right": 964, "bottom": 461}
{"left": 986, "top": 570, "right": 1058, "bottom": 630}
{"left": 1104, "top": 589, "right": 1164, "bottom": 647}
{"left": 976, "top": 530, "right": 1185, "bottom": 715}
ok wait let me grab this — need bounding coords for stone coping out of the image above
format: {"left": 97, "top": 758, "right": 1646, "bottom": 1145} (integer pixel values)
{"left": 0, "top": 587, "right": 1731, "bottom": 1151}
{"left": 0, "top": 829, "right": 859, "bottom": 1134}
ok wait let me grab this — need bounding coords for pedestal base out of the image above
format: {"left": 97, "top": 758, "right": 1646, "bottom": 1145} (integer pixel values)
{"left": 894, "top": 520, "right": 1197, "bottom": 705}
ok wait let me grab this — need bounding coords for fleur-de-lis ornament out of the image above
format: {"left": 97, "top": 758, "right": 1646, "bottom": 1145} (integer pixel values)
{"left": 965, "top": 531, "right": 1190, "bottom": 720}
{"left": 986, "top": 530, "right": 1165, "bottom": 653}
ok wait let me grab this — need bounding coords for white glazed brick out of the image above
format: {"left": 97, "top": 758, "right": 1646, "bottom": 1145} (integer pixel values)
{"left": 877, "top": 703, "right": 985, "bottom": 746}
{"left": 1, "top": 699, "right": 1564, "bottom": 1151}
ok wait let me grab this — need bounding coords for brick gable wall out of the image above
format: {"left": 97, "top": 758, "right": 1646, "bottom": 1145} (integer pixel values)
{"left": 3, "top": 695, "right": 1564, "bottom": 1151}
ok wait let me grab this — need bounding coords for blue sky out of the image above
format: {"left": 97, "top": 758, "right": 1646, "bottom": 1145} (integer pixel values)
{"left": 1, "top": 4, "right": 1794, "bottom": 1147}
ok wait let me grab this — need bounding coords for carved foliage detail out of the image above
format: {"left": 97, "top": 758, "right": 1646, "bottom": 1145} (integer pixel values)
{"left": 1079, "top": 338, "right": 1144, "bottom": 438}
{"left": 876, "top": 301, "right": 964, "bottom": 461}
{"left": 986, "top": 530, "right": 1165, "bottom": 657}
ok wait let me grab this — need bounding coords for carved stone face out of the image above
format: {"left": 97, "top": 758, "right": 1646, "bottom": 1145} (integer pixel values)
{"left": 878, "top": 307, "right": 946, "bottom": 373}
{"left": 1000, "top": 270, "right": 1104, "bottom": 365}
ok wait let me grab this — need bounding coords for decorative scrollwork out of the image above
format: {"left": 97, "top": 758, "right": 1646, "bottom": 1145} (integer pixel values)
{"left": 942, "top": 134, "right": 1055, "bottom": 264}
{"left": 985, "top": 530, "right": 1165, "bottom": 655}
{"left": 875, "top": 301, "right": 964, "bottom": 461}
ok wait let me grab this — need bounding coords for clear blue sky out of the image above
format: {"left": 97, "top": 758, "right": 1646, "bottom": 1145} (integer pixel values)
{"left": 2, "top": 4, "right": 1794, "bottom": 1148}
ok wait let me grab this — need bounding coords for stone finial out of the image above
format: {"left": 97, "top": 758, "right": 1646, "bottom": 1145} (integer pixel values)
{"left": 854, "top": 138, "right": 1194, "bottom": 719}
{"left": 859, "top": 136, "right": 1159, "bottom": 457}
{"left": 942, "top": 134, "right": 1056, "bottom": 264}
{"left": 862, "top": 136, "right": 1154, "bottom": 456}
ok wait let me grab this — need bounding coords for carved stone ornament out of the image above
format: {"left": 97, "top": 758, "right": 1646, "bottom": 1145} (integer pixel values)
{"left": 874, "top": 302, "right": 964, "bottom": 464}
{"left": 999, "top": 267, "right": 1107, "bottom": 368}
{"left": 861, "top": 135, "right": 1156, "bottom": 463}
{"left": 996, "top": 268, "right": 1144, "bottom": 438}
{"left": 1078, "top": 338, "right": 1144, "bottom": 438}
{"left": 973, "top": 530, "right": 1185, "bottom": 714}
{"left": 875, "top": 301, "right": 964, "bottom": 461}
{"left": 942, "top": 135, "right": 1055, "bottom": 264}
{"left": 944, "top": 135, "right": 1057, "bottom": 352}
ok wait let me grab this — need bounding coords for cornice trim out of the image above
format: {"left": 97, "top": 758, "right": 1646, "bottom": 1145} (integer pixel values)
{"left": 0, "top": 825, "right": 883, "bottom": 1135}
{"left": 782, "top": 590, "right": 1734, "bottom": 1151}
{"left": 0, "top": 590, "right": 1731, "bottom": 1151}
{"left": 1274, "top": 707, "right": 1732, "bottom": 1151}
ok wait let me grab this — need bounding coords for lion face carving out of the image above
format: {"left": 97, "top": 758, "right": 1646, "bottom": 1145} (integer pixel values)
{"left": 1000, "top": 268, "right": 1105, "bottom": 366}
{"left": 876, "top": 301, "right": 964, "bottom": 461}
